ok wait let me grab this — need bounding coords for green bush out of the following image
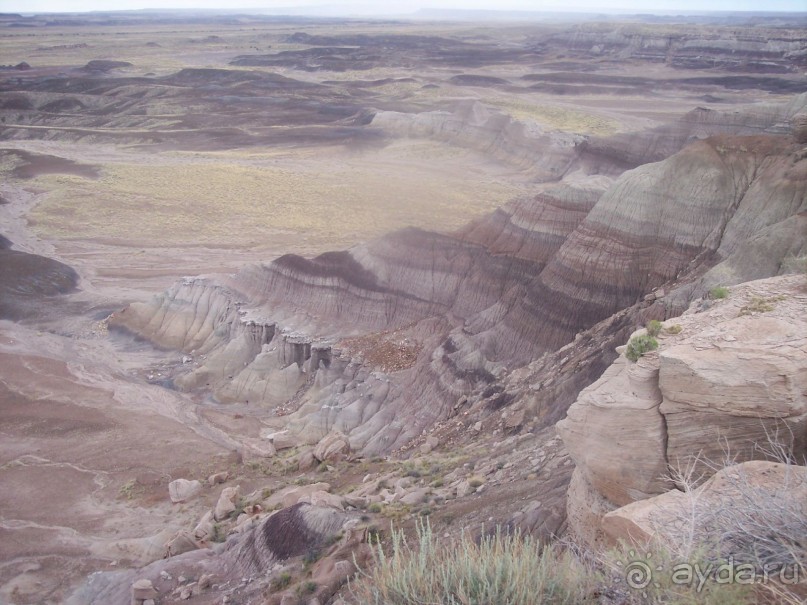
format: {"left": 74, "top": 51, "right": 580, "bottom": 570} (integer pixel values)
{"left": 350, "top": 521, "right": 599, "bottom": 605}
{"left": 625, "top": 334, "right": 659, "bottom": 362}
{"left": 709, "top": 286, "right": 729, "bottom": 299}
{"left": 271, "top": 572, "right": 292, "bottom": 591}
{"left": 645, "top": 320, "right": 662, "bottom": 337}
{"left": 665, "top": 324, "right": 683, "bottom": 335}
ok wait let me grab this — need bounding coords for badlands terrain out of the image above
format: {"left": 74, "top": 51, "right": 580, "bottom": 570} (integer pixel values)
{"left": 0, "top": 9, "right": 806, "bottom": 605}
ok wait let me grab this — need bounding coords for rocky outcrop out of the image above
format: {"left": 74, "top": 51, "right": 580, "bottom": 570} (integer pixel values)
{"left": 68, "top": 503, "right": 364, "bottom": 605}
{"left": 372, "top": 101, "right": 581, "bottom": 178}
{"left": 559, "top": 275, "right": 807, "bottom": 547}
{"left": 603, "top": 457, "right": 807, "bottom": 605}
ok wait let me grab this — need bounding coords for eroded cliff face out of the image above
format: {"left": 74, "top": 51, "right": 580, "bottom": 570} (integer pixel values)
{"left": 110, "top": 94, "right": 807, "bottom": 459}
{"left": 545, "top": 24, "right": 807, "bottom": 73}
{"left": 558, "top": 275, "right": 807, "bottom": 547}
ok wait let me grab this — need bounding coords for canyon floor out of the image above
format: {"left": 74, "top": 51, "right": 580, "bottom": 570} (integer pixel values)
{"left": 0, "top": 11, "right": 806, "bottom": 605}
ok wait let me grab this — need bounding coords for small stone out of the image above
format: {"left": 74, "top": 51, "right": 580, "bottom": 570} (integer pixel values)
{"left": 456, "top": 480, "right": 473, "bottom": 498}
{"left": 214, "top": 485, "right": 241, "bottom": 521}
{"left": 198, "top": 574, "right": 212, "bottom": 590}
{"left": 131, "top": 578, "right": 158, "bottom": 601}
{"left": 208, "top": 472, "right": 229, "bottom": 486}
{"left": 313, "top": 430, "right": 350, "bottom": 462}
{"left": 159, "top": 571, "right": 172, "bottom": 581}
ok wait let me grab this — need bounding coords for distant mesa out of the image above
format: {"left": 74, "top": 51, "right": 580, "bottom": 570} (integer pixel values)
{"left": 0, "top": 61, "right": 31, "bottom": 71}
{"left": 450, "top": 74, "right": 509, "bottom": 87}
{"left": 81, "top": 59, "right": 133, "bottom": 73}
{"left": 40, "top": 97, "right": 86, "bottom": 112}
{"left": 163, "top": 68, "right": 314, "bottom": 90}
{"left": 190, "top": 35, "right": 224, "bottom": 43}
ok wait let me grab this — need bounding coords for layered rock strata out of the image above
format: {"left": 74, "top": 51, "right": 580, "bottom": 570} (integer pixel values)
{"left": 559, "top": 275, "right": 807, "bottom": 547}
{"left": 113, "top": 108, "right": 807, "bottom": 456}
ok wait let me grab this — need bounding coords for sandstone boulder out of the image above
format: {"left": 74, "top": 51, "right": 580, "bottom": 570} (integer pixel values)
{"left": 296, "top": 449, "right": 317, "bottom": 470}
{"left": 419, "top": 435, "right": 439, "bottom": 455}
{"left": 193, "top": 510, "right": 214, "bottom": 542}
{"left": 602, "top": 461, "right": 807, "bottom": 554}
{"left": 400, "top": 488, "right": 429, "bottom": 505}
{"left": 314, "top": 431, "right": 350, "bottom": 463}
{"left": 214, "top": 485, "right": 241, "bottom": 521}
{"left": 659, "top": 315, "right": 807, "bottom": 477}
{"left": 263, "top": 482, "right": 332, "bottom": 510}
{"left": 208, "top": 471, "right": 229, "bottom": 486}
{"left": 168, "top": 479, "right": 202, "bottom": 504}
{"left": 262, "top": 429, "right": 300, "bottom": 451}
{"left": 299, "top": 490, "right": 345, "bottom": 510}
{"left": 557, "top": 352, "right": 672, "bottom": 508}
{"left": 164, "top": 530, "right": 200, "bottom": 558}
{"left": 131, "top": 578, "right": 158, "bottom": 603}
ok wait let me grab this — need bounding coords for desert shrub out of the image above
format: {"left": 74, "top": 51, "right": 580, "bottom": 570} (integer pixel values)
{"left": 350, "top": 521, "right": 599, "bottom": 605}
{"left": 118, "top": 478, "right": 138, "bottom": 500}
{"left": 645, "top": 319, "right": 663, "bottom": 337}
{"left": 665, "top": 324, "right": 683, "bottom": 335}
{"left": 228, "top": 498, "right": 246, "bottom": 520}
{"left": 642, "top": 440, "right": 807, "bottom": 605}
{"left": 625, "top": 334, "right": 658, "bottom": 362}
{"left": 210, "top": 523, "right": 226, "bottom": 543}
{"left": 739, "top": 295, "right": 785, "bottom": 316}
{"left": 368, "top": 502, "right": 383, "bottom": 514}
{"left": 782, "top": 254, "right": 807, "bottom": 275}
{"left": 709, "top": 286, "right": 729, "bottom": 300}
{"left": 467, "top": 476, "right": 484, "bottom": 488}
{"left": 303, "top": 546, "right": 323, "bottom": 567}
{"left": 271, "top": 572, "right": 292, "bottom": 591}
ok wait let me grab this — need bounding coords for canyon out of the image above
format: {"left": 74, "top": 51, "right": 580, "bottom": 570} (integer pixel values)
{"left": 0, "top": 10, "right": 805, "bottom": 605}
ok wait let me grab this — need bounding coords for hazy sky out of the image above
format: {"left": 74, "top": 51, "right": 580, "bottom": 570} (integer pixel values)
{"left": 5, "top": 0, "right": 807, "bottom": 13}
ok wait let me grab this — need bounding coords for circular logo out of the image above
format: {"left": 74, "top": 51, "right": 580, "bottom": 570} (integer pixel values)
{"left": 625, "top": 560, "right": 653, "bottom": 589}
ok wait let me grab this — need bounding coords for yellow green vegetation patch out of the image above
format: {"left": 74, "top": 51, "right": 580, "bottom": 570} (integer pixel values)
{"left": 27, "top": 149, "right": 523, "bottom": 250}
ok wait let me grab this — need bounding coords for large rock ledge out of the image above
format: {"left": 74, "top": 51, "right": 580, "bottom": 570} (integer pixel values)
{"left": 558, "top": 274, "right": 807, "bottom": 547}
